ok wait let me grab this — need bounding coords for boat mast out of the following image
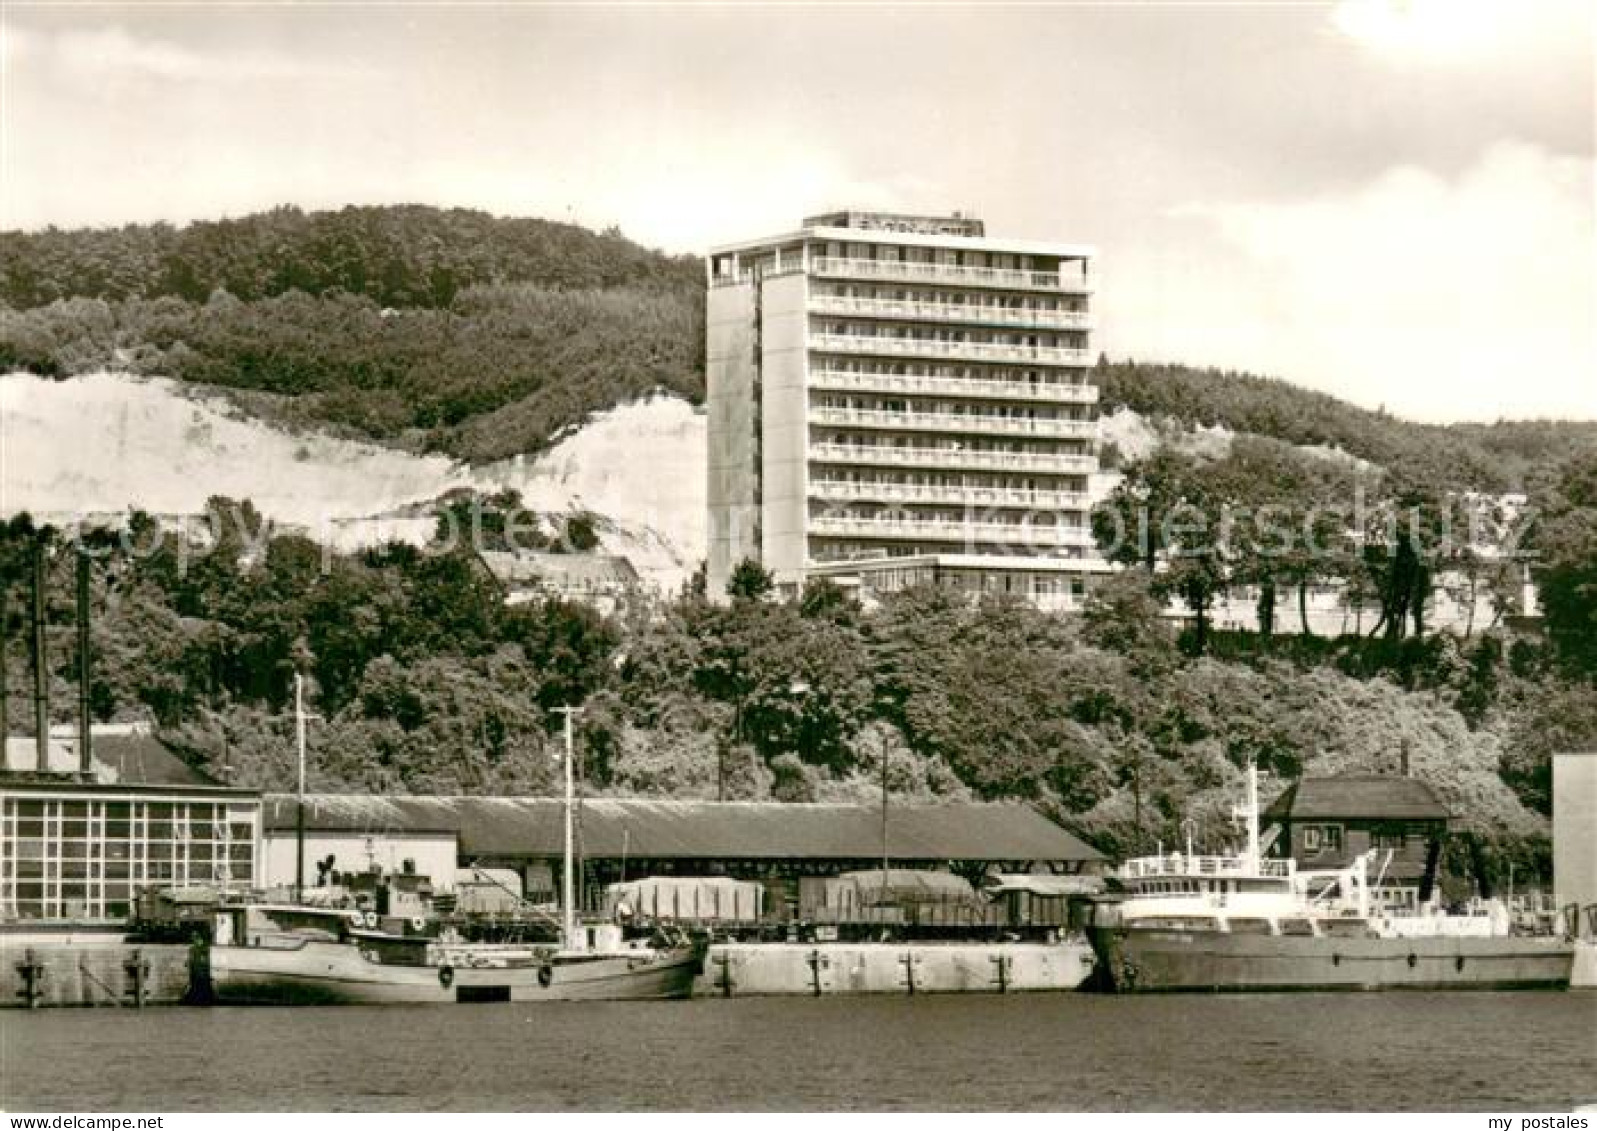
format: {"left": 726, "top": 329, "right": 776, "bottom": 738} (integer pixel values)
{"left": 556, "top": 705, "right": 578, "bottom": 942}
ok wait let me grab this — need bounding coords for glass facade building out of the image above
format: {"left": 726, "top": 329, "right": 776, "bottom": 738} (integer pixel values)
{"left": 0, "top": 784, "right": 261, "bottom": 922}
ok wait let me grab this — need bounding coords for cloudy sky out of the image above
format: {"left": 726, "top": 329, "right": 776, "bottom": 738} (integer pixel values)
{"left": 3, "top": 1, "right": 1592, "bottom": 422}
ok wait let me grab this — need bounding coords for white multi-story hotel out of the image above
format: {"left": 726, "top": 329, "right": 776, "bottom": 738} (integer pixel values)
{"left": 706, "top": 209, "right": 1106, "bottom": 607}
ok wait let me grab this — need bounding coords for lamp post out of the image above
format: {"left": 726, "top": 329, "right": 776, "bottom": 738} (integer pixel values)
{"left": 723, "top": 654, "right": 744, "bottom": 803}
{"left": 289, "top": 672, "right": 323, "bottom": 903}
{"left": 720, "top": 710, "right": 733, "bottom": 802}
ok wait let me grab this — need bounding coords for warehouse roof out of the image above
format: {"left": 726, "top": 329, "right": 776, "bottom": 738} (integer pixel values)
{"left": 262, "top": 796, "right": 1104, "bottom": 863}
{"left": 1263, "top": 776, "right": 1451, "bottom": 823}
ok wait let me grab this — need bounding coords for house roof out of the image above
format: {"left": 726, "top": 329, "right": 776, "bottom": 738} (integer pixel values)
{"left": 1263, "top": 776, "right": 1451, "bottom": 823}
{"left": 3, "top": 727, "right": 220, "bottom": 788}
{"left": 262, "top": 796, "right": 1105, "bottom": 863}
{"left": 478, "top": 551, "right": 639, "bottom": 590}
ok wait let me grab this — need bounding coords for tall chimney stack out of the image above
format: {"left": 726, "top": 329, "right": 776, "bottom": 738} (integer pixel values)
{"left": 1, "top": 584, "right": 10, "bottom": 748}
{"left": 30, "top": 541, "right": 49, "bottom": 771}
{"left": 76, "top": 550, "right": 92, "bottom": 777}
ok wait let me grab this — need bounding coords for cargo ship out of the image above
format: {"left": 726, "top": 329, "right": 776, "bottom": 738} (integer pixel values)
{"left": 1089, "top": 766, "right": 1574, "bottom": 992}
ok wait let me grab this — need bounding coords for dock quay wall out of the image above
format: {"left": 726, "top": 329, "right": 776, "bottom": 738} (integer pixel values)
{"left": 2, "top": 936, "right": 195, "bottom": 1008}
{"left": 1574, "top": 941, "right": 1597, "bottom": 989}
{"left": 697, "top": 941, "right": 1097, "bottom": 996}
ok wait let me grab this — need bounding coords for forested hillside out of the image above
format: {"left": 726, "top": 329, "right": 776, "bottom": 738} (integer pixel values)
{"left": 3, "top": 205, "right": 1595, "bottom": 891}
{"left": 1097, "top": 361, "right": 1597, "bottom": 493}
{"left": 0, "top": 204, "right": 698, "bottom": 307}
{"left": 0, "top": 207, "right": 704, "bottom": 461}
{"left": 3, "top": 457, "right": 1595, "bottom": 893}
{"left": 4, "top": 205, "right": 1593, "bottom": 481}
{"left": 1, "top": 411, "right": 1592, "bottom": 897}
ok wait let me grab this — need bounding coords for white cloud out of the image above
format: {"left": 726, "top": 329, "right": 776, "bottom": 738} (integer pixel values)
{"left": 1121, "top": 142, "right": 1595, "bottom": 421}
{"left": 5, "top": 24, "right": 363, "bottom": 86}
{"left": 404, "top": 146, "right": 923, "bottom": 255}
{"left": 1329, "top": 0, "right": 1590, "bottom": 65}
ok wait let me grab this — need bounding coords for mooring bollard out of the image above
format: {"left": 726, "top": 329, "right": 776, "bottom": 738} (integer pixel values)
{"left": 124, "top": 949, "right": 151, "bottom": 1009}
{"left": 713, "top": 951, "right": 734, "bottom": 998}
{"left": 186, "top": 940, "right": 213, "bottom": 1005}
{"left": 991, "top": 952, "right": 1011, "bottom": 993}
{"left": 17, "top": 948, "right": 46, "bottom": 1009}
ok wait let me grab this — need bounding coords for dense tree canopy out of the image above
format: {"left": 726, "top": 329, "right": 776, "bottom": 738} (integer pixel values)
{"left": 0, "top": 499, "right": 1572, "bottom": 889}
{"left": 1, "top": 206, "right": 1591, "bottom": 893}
{"left": 1528, "top": 451, "right": 1597, "bottom": 675}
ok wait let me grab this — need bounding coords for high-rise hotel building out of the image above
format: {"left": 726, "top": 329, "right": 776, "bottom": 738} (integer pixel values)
{"left": 706, "top": 210, "right": 1104, "bottom": 607}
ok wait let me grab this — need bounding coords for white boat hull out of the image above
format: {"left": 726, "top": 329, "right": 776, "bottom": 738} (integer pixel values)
{"left": 209, "top": 939, "right": 702, "bottom": 1004}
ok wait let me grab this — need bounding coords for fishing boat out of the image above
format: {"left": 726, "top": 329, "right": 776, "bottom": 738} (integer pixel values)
{"left": 207, "top": 904, "right": 702, "bottom": 1004}
{"left": 207, "top": 701, "right": 703, "bottom": 1004}
{"left": 1088, "top": 765, "right": 1574, "bottom": 993}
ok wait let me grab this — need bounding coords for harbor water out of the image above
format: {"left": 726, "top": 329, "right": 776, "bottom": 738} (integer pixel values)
{"left": 3, "top": 992, "right": 1594, "bottom": 1111}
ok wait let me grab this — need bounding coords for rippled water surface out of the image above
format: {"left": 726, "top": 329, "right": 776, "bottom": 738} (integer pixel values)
{"left": 3, "top": 992, "right": 1594, "bottom": 1111}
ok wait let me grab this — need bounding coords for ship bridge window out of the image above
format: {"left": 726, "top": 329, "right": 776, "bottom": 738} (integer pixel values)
{"left": 1302, "top": 825, "right": 1343, "bottom": 855}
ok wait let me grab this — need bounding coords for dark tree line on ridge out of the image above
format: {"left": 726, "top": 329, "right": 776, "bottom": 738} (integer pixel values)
{"left": 4, "top": 205, "right": 1593, "bottom": 479}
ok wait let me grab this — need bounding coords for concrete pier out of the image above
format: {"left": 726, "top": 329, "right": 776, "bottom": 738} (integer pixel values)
{"left": 696, "top": 941, "right": 1097, "bottom": 997}
{"left": 1572, "top": 940, "right": 1596, "bottom": 989}
{"left": 1, "top": 935, "right": 195, "bottom": 1008}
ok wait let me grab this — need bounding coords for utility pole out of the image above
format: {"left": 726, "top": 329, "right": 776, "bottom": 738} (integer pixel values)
{"left": 294, "top": 672, "right": 311, "bottom": 903}
{"left": 1132, "top": 759, "right": 1143, "bottom": 854}
{"left": 880, "top": 737, "right": 891, "bottom": 900}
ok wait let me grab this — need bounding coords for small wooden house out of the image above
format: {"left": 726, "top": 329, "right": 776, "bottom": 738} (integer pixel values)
{"left": 1263, "top": 775, "right": 1451, "bottom": 912}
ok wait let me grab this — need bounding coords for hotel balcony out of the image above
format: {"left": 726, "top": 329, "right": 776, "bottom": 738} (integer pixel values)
{"left": 808, "top": 294, "right": 1093, "bottom": 331}
{"left": 808, "top": 442, "right": 1097, "bottom": 474}
{"left": 809, "top": 479, "right": 1090, "bottom": 509}
{"left": 809, "top": 367, "right": 1100, "bottom": 405}
{"left": 808, "top": 514, "right": 1096, "bottom": 547}
{"left": 811, "top": 332, "right": 1093, "bottom": 367}
{"left": 810, "top": 256, "right": 1091, "bottom": 293}
{"left": 809, "top": 405, "right": 1098, "bottom": 439}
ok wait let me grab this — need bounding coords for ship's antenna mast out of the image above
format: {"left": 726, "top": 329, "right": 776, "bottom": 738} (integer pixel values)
{"left": 1245, "top": 760, "right": 1261, "bottom": 870}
